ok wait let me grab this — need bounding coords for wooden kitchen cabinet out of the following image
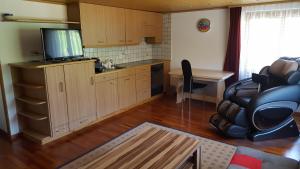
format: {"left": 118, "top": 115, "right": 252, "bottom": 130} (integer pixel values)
{"left": 140, "top": 11, "right": 163, "bottom": 43}
{"left": 105, "top": 6, "right": 126, "bottom": 45}
{"left": 135, "top": 65, "right": 151, "bottom": 102}
{"left": 79, "top": 3, "right": 107, "bottom": 47}
{"left": 118, "top": 72, "right": 137, "bottom": 109}
{"left": 45, "top": 66, "right": 69, "bottom": 137}
{"left": 68, "top": 3, "right": 163, "bottom": 46}
{"left": 64, "top": 62, "right": 97, "bottom": 130}
{"left": 95, "top": 73, "right": 119, "bottom": 118}
{"left": 125, "top": 9, "right": 142, "bottom": 45}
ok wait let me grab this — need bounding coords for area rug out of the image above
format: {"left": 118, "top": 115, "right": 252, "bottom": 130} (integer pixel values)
{"left": 59, "top": 122, "right": 236, "bottom": 169}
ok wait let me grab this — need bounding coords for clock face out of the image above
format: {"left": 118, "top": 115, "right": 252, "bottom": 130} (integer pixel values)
{"left": 197, "top": 18, "right": 210, "bottom": 32}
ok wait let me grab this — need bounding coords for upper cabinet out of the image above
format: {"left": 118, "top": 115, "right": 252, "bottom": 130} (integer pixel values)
{"left": 68, "top": 3, "right": 163, "bottom": 47}
{"left": 79, "top": 3, "right": 107, "bottom": 47}
{"left": 125, "top": 9, "right": 142, "bottom": 45}
{"left": 105, "top": 7, "right": 126, "bottom": 45}
{"left": 141, "top": 12, "right": 163, "bottom": 43}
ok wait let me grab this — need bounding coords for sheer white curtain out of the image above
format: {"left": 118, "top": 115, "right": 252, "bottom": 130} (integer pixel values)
{"left": 239, "top": 2, "right": 300, "bottom": 79}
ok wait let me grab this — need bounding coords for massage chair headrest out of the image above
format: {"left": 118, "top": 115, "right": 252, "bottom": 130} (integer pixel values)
{"left": 269, "top": 59, "right": 300, "bottom": 85}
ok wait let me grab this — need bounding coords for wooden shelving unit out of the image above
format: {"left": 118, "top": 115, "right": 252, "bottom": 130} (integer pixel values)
{"left": 10, "top": 66, "right": 51, "bottom": 144}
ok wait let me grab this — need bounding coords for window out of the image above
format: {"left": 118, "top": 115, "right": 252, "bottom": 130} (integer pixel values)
{"left": 239, "top": 3, "right": 300, "bottom": 79}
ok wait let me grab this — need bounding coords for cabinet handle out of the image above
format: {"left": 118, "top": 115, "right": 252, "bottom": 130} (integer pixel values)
{"left": 125, "top": 78, "right": 130, "bottom": 81}
{"left": 90, "top": 76, "right": 95, "bottom": 85}
{"left": 120, "top": 40, "right": 125, "bottom": 42}
{"left": 59, "top": 82, "right": 64, "bottom": 92}
{"left": 98, "top": 41, "right": 104, "bottom": 43}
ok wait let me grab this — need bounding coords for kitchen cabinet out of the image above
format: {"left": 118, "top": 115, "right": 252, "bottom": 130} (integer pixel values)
{"left": 95, "top": 73, "right": 119, "bottom": 117}
{"left": 68, "top": 3, "right": 163, "bottom": 47}
{"left": 45, "top": 66, "right": 69, "bottom": 137}
{"left": 125, "top": 9, "right": 142, "bottom": 45}
{"left": 105, "top": 6, "right": 126, "bottom": 45}
{"left": 79, "top": 3, "right": 107, "bottom": 47}
{"left": 135, "top": 65, "right": 151, "bottom": 102}
{"left": 64, "top": 62, "right": 97, "bottom": 130}
{"left": 118, "top": 69, "right": 137, "bottom": 109}
{"left": 140, "top": 11, "right": 163, "bottom": 43}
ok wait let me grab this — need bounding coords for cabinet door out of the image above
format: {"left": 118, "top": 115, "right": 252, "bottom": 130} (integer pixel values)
{"left": 125, "top": 9, "right": 141, "bottom": 45}
{"left": 96, "top": 79, "right": 119, "bottom": 117}
{"left": 80, "top": 3, "right": 107, "bottom": 47}
{"left": 105, "top": 6, "right": 126, "bottom": 45}
{"left": 64, "top": 62, "right": 96, "bottom": 130}
{"left": 45, "top": 66, "right": 69, "bottom": 137}
{"left": 140, "top": 11, "right": 163, "bottom": 43}
{"left": 118, "top": 75, "right": 136, "bottom": 109}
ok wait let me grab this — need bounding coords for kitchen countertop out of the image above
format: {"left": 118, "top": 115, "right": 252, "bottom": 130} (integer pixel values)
{"left": 96, "top": 59, "right": 170, "bottom": 75}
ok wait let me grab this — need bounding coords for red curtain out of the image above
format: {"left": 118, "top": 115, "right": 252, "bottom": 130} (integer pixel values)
{"left": 223, "top": 7, "right": 242, "bottom": 86}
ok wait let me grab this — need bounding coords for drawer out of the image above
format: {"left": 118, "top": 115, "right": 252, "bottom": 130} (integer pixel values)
{"left": 136, "top": 71, "right": 151, "bottom": 79}
{"left": 53, "top": 124, "right": 69, "bottom": 137}
{"left": 136, "top": 78, "right": 151, "bottom": 90}
{"left": 135, "top": 65, "right": 150, "bottom": 74}
{"left": 118, "top": 68, "right": 135, "bottom": 78}
{"left": 137, "top": 89, "right": 151, "bottom": 102}
{"left": 95, "top": 72, "right": 117, "bottom": 82}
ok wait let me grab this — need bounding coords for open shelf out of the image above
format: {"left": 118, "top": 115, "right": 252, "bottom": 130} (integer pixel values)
{"left": 14, "top": 83, "right": 45, "bottom": 89}
{"left": 16, "top": 96, "right": 47, "bottom": 105}
{"left": 18, "top": 111, "right": 48, "bottom": 121}
{"left": 2, "top": 14, "right": 80, "bottom": 25}
{"left": 23, "top": 129, "right": 50, "bottom": 144}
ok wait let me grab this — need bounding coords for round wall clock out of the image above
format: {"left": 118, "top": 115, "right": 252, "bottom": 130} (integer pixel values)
{"left": 197, "top": 18, "right": 210, "bottom": 32}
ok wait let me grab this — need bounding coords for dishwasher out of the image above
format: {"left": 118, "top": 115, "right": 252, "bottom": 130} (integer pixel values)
{"left": 151, "top": 63, "right": 164, "bottom": 96}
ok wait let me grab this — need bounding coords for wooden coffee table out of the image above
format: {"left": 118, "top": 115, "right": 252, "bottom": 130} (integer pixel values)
{"left": 82, "top": 127, "right": 201, "bottom": 169}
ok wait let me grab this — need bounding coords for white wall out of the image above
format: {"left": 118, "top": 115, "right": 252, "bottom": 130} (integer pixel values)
{"left": 171, "top": 9, "right": 229, "bottom": 70}
{"left": 0, "top": 0, "right": 67, "bottom": 135}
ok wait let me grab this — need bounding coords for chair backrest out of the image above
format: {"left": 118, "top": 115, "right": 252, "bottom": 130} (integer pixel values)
{"left": 181, "top": 59, "right": 193, "bottom": 92}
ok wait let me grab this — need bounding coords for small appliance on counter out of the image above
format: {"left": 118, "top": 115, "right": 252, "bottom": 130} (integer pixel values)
{"left": 95, "top": 58, "right": 105, "bottom": 73}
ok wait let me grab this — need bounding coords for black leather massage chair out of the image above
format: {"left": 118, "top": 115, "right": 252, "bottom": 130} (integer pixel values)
{"left": 210, "top": 58, "right": 300, "bottom": 141}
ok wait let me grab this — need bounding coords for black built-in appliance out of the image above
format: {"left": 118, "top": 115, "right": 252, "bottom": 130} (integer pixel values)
{"left": 151, "top": 64, "right": 164, "bottom": 96}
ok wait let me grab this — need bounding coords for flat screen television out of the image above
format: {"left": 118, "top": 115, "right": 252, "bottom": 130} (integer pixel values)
{"left": 41, "top": 28, "right": 83, "bottom": 61}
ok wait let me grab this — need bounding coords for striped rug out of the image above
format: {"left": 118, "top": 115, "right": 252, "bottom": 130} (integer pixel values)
{"left": 59, "top": 122, "right": 236, "bottom": 169}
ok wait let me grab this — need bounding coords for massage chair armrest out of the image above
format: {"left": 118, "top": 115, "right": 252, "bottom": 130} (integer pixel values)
{"left": 224, "top": 78, "right": 254, "bottom": 100}
{"left": 249, "top": 85, "right": 300, "bottom": 113}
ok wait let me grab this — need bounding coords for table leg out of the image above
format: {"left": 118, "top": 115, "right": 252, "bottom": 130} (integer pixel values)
{"left": 216, "top": 80, "right": 225, "bottom": 108}
{"left": 192, "top": 147, "right": 201, "bottom": 169}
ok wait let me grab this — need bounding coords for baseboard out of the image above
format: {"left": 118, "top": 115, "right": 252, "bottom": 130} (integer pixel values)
{"left": 0, "top": 128, "right": 20, "bottom": 141}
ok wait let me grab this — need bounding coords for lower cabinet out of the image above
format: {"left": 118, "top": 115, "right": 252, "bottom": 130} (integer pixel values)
{"left": 96, "top": 75, "right": 119, "bottom": 118}
{"left": 118, "top": 75, "right": 137, "bottom": 109}
{"left": 64, "top": 62, "right": 97, "bottom": 131}
{"left": 135, "top": 65, "right": 151, "bottom": 102}
{"left": 45, "top": 66, "right": 70, "bottom": 137}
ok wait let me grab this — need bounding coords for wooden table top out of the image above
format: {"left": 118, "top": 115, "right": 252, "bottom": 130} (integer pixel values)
{"left": 169, "top": 68, "right": 234, "bottom": 82}
{"left": 82, "top": 127, "right": 200, "bottom": 169}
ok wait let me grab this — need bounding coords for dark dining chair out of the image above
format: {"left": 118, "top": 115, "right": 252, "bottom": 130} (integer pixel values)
{"left": 181, "top": 59, "right": 207, "bottom": 113}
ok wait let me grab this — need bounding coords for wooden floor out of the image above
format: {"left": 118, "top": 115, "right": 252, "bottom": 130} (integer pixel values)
{"left": 0, "top": 95, "right": 300, "bottom": 169}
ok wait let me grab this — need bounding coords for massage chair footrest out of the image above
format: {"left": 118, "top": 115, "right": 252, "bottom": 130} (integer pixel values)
{"left": 210, "top": 114, "right": 248, "bottom": 138}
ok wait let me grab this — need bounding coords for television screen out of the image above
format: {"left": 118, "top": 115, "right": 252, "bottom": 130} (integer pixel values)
{"left": 41, "top": 28, "right": 83, "bottom": 60}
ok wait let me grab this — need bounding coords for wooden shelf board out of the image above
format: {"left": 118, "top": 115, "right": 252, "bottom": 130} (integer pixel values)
{"left": 14, "top": 83, "right": 45, "bottom": 89}
{"left": 16, "top": 96, "right": 47, "bottom": 105}
{"left": 23, "top": 129, "right": 50, "bottom": 144}
{"left": 18, "top": 111, "right": 48, "bottom": 121}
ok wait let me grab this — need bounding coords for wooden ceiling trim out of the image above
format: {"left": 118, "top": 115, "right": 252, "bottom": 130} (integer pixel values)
{"left": 27, "top": 0, "right": 291, "bottom": 13}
